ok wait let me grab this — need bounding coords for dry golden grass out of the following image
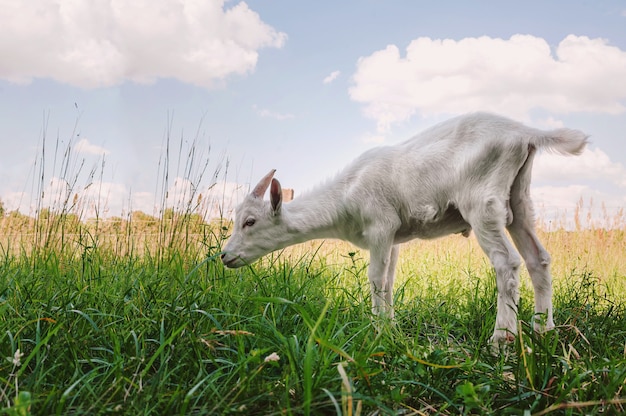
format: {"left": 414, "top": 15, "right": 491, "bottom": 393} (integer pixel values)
{"left": 280, "top": 220, "right": 626, "bottom": 302}
{"left": 1, "top": 209, "right": 624, "bottom": 299}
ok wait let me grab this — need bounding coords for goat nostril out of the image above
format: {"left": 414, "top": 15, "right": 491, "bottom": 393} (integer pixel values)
{"left": 220, "top": 253, "right": 226, "bottom": 260}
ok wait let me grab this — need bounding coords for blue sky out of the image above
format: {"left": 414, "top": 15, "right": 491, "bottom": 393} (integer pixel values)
{"left": 1, "top": 0, "right": 625, "bottom": 225}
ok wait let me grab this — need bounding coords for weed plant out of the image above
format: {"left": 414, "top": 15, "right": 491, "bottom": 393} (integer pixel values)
{"left": 0, "top": 125, "right": 625, "bottom": 415}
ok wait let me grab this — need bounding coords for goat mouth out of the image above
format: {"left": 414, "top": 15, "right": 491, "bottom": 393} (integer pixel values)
{"left": 221, "top": 254, "right": 246, "bottom": 268}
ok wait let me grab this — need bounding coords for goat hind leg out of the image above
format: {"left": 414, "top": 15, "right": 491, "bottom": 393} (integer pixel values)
{"left": 468, "top": 199, "right": 522, "bottom": 345}
{"left": 508, "top": 222, "right": 555, "bottom": 332}
{"left": 507, "top": 148, "right": 555, "bottom": 333}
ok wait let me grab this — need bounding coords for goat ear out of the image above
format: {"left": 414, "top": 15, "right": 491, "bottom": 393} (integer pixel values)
{"left": 270, "top": 178, "right": 282, "bottom": 214}
{"left": 251, "top": 169, "right": 276, "bottom": 198}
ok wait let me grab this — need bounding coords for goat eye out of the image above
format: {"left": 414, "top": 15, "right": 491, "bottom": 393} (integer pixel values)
{"left": 243, "top": 218, "right": 256, "bottom": 228}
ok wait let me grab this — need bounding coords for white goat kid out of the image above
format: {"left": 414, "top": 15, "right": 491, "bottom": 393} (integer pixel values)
{"left": 221, "top": 112, "right": 588, "bottom": 346}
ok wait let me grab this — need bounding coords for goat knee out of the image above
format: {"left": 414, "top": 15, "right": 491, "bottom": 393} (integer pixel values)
{"left": 526, "top": 249, "right": 551, "bottom": 274}
{"left": 493, "top": 251, "right": 521, "bottom": 282}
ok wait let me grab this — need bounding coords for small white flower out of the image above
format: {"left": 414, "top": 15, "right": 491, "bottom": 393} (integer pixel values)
{"left": 264, "top": 352, "right": 280, "bottom": 363}
{"left": 10, "top": 349, "right": 23, "bottom": 367}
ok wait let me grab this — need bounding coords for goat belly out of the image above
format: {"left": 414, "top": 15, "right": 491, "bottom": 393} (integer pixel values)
{"left": 394, "top": 206, "right": 470, "bottom": 242}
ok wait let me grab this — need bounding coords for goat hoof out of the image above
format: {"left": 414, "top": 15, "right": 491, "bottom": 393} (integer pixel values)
{"left": 488, "top": 330, "right": 516, "bottom": 355}
{"left": 534, "top": 321, "right": 556, "bottom": 334}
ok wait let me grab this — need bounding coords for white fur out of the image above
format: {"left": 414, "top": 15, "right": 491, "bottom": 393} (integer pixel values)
{"left": 221, "top": 112, "right": 588, "bottom": 346}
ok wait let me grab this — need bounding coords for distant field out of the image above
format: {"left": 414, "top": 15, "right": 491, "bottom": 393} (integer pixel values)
{"left": 0, "top": 212, "right": 625, "bottom": 415}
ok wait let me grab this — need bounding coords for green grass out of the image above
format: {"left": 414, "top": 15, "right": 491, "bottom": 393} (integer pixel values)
{"left": 0, "top": 230, "right": 625, "bottom": 415}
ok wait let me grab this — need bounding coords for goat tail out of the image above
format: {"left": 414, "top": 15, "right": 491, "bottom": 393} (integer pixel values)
{"left": 533, "top": 128, "right": 589, "bottom": 156}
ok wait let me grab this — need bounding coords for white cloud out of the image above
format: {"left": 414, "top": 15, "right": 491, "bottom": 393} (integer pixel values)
{"left": 531, "top": 146, "right": 626, "bottom": 228}
{"left": 42, "top": 177, "right": 72, "bottom": 210}
{"left": 79, "top": 180, "right": 129, "bottom": 217}
{"left": 130, "top": 191, "right": 156, "bottom": 215}
{"left": 74, "top": 139, "right": 110, "bottom": 156}
{"left": 532, "top": 184, "right": 589, "bottom": 211}
{"left": 534, "top": 117, "right": 564, "bottom": 129}
{"left": 164, "top": 177, "right": 196, "bottom": 210}
{"left": 4, "top": 178, "right": 131, "bottom": 218}
{"left": 1, "top": 191, "right": 28, "bottom": 213}
{"left": 323, "top": 70, "right": 341, "bottom": 84}
{"left": 531, "top": 184, "right": 626, "bottom": 229}
{"left": 201, "top": 180, "right": 249, "bottom": 218}
{"left": 253, "top": 105, "right": 295, "bottom": 120}
{"left": 160, "top": 178, "right": 248, "bottom": 218}
{"left": 360, "top": 132, "right": 386, "bottom": 144}
{"left": 0, "top": 0, "right": 286, "bottom": 88}
{"left": 534, "top": 147, "right": 626, "bottom": 188}
{"left": 350, "top": 35, "right": 626, "bottom": 131}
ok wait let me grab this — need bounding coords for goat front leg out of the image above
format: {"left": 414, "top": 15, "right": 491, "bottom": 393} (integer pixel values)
{"left": 368, "top": 242, "right": 396, "bottom": 320}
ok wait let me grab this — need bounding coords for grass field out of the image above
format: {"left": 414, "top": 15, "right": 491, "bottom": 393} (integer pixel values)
{"left": 0, "top": 209, "right": 625, "bottom": 415}
{"left": 1, "top": 135, "right": 625, "bottom": 415}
